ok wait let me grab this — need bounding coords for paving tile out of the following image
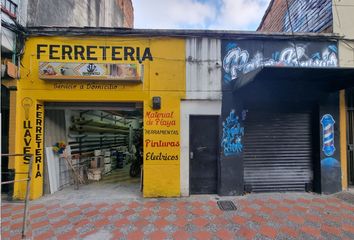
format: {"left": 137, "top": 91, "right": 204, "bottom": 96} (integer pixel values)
{"left": 321, "top": 224, "right": 342, "bottom": 237}
{"left": 250, "top": 215, "right": 265, "bottom": 225}
{"left": 31, "top": 220, "right": 51, "bottom": 230}
{"left": 92, "top": 218, "right": 110, "bottom": 228}
{"left": 232, "top": 215, "right": 247, "bottom": 225}
{"left": 192, "top": 230, "right": 212, "bottom": 240}
{"left": 2, "top": 192, "right": 354, "bottom": 240}
{"left": 125, "top": 230, "right": 144, "bottom": 239}
{"left": 287, "top": 214, "right": 305, "bottom": 225}
{"left": 34, "top": 229, "right": 55, "bottom": 239}
{"left": 342, "top": 223, "right": 354, "bottom": 234}
{"left": 57, "top": 230, "right": 78, "bottom": 240}
{"left": 280, "top": 225, "right": 299, "bottom": 239}
{"left": 236, "top": 226, "right": 256, "bottom": 239}
{"left": 52, "top": 219, "right": 71, "bottom": 228}
{"left": 300, "top": 225, "right": 321, "bottom": 238}
{"left": 191, "top": 217, "right": 209, "bottom": 228}
{"left": 259, "top": 225, "right": 278, "bottom": 239}
{"left": 172, "top": 230, "right": 192, "bottom": 240}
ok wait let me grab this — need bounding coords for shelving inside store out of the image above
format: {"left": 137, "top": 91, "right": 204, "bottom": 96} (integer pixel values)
{"left": 44, "top": 105, "right": 143, "bottom": 194}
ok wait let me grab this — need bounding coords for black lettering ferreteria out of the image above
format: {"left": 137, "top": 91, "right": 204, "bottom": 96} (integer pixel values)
{"left": 36, "top": 134, "right": 41, "bottom": 141}
{"left": 36, "top": 111, "right": 42, "bottom": 118}
{"left": 35, "top": 149, "right": 41, "bottom": 155}
{"left": 37, "top": 44, "right": 48, "bottom": 59}
{"left": 61, "top": 45, "right": 73, "bottom": 60}
{"left": 36, "top": 119, "right": 42, "bottom": 126}
{"left": 36, "top": 104, "right": 43, "bottom": 111}
{"left": 99, "top": 46, "right": 110, "bottom": 60}
{"left": 136, "top": 47, "right": 141, "bottom": 62}
{"left": 112, "top": 46, "right": 122, "bottom": 60}
{"left": 49, "top": 45, "right": 60, "bottom": 60}
{"left": 124, "top": 47, "right": 135, "bottom": 61}
{"left": 142, "top": 48, "right": 153, "bottom": 61}
{"left": 35, "top": 171, "right": 42, "bottom": 178}
{"left": 23, "top": 120, "right": 32, "bottom": 129}
{"left": 35, "top": 155, "right": 41, "bottom": 163}
{"left": 87, "top": 46, "right": 98, "bottom": 60}
{"left": 36, "top": 126, "right": 42, "bottom": 133}
{"left": 74, "top": 45, "right": 85, "bottom": 60}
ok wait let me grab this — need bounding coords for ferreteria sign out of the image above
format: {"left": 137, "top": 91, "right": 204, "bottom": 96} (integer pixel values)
{"left": 37, "top": 44, "right": 153, "bottom": 61}
{"left": 36, "top": 44, "right": 151, "bottom": 81}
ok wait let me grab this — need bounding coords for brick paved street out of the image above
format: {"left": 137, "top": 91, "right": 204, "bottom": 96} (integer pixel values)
{"left": 1, "top": 191, "right": 354, "bottom": 240}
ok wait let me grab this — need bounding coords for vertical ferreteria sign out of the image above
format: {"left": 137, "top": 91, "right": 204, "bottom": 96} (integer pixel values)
{"left": 35, "top": 103, "right": 44, "bottom": 180}
{"left": 17, "top": 97, "right": 44, "bottom": 199}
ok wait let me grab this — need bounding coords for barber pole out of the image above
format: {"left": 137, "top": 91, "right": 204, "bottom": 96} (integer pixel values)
{"left": 321, "top": 114, "right": 335, "bottom": 157}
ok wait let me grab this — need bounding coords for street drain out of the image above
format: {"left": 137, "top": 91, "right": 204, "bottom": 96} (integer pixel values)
{"left": 217, "top": 200, "right": 237, "bottom": 211}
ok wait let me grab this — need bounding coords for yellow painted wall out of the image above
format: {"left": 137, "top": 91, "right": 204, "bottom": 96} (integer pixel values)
{"left": 340, "top": 90, "right": 348, "bottom": 190}
{"left": 14, "top": 36, "right": 185, "bottom": 199}
{"left": 333, "top": 0, "right": 354, "bottom": 188}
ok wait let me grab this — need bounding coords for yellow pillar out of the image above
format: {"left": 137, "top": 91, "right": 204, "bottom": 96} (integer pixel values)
{"left": 340, "top": 90, "right": 348, "bottom": 190}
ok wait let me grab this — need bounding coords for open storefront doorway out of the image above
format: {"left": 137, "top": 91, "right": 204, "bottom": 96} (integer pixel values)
{"left": 43, "top": 102, "right": 143, "bottom": 199}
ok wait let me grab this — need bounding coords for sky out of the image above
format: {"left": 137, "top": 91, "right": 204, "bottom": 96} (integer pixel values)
{"left": 132, "top": 0, "right": 271, "bottom": 31}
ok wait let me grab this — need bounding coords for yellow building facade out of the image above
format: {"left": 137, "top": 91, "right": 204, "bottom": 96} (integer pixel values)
{"left": 11, "top": 36, "right": 185, "bottom": 199}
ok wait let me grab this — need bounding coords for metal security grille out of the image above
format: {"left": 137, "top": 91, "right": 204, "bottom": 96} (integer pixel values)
{"left": 347, "top": 88, "right": 354, "bottom": 186}
{"left": 244, "top": 111, "right": 314, "bottom": 192}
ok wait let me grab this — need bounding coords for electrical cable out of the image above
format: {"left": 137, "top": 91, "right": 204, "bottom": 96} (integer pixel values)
{"left": 285, "top": 0, "right": 300, "bottom": 67}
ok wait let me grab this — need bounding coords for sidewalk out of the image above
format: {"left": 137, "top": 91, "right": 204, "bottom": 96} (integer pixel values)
{"left": 1, "top": 191, "right": 354, "bottom": 240}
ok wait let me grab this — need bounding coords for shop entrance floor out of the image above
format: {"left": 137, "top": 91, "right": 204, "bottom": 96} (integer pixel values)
{"left": 40, "top": 165, "right": 142, "bottom": 203}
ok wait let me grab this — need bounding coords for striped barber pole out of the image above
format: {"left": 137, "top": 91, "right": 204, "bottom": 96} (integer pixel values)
{"left": 321, "top": 114, "right": 336, "bottom": 157}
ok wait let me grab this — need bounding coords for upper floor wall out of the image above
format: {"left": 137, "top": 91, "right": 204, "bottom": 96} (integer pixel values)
{"left": 23, "top": 0, "right": 133, "bottom": 28}
{"left": 258, "top": 0, "right": 333, "bottom": 33}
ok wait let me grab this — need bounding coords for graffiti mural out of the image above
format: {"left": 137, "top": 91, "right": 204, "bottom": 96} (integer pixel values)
{"left": 222, "top": 42, "right": 338, "bottom": 83}
{"left": 221, "top": 110, "right": 245, "bottom": 156}
{"left": 283, "top": 0, "right": 332, "bottom": 33}
{"left": 321, "top": 114, "right": 336, "bottom": 157}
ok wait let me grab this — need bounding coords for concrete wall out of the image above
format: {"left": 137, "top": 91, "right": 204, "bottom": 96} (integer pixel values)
{"left": 258, "top": 0, "right": 333, "bottom": 33}
{"left": 186, "top": 38, "right": 222, "bottom": 100}
{"left": 333, "top": 0, "right": 354, "bottom": 67}
{"left": 26, "top": 0, "right": 133, "bottom": 28}
{"left": 181, "top": 37, "right": 222, "bottom": 196}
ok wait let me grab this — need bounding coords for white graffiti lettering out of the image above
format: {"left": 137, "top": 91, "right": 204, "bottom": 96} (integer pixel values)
{"left": 223, "top": 45, "right": 338, "bottom": 81}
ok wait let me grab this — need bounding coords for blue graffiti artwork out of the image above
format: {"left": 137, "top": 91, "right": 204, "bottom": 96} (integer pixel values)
{"left": 222, "top": 44, "right": 338, "bottom": 82}
{"left": 321, "top": 114, "right": 335, "bottom": 157}
{"left": 321, "top": 157, "right": 340, "bottom": 168}
{"left": 221, "top": 110, "right": 245, "bottom": 156}
{"left": 321, "top": 157, "right": 341, "bottom": 191}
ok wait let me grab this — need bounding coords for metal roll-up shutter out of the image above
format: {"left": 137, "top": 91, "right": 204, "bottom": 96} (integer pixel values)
{"left": 244, "top": 111, "right": 314, "bottom": 192}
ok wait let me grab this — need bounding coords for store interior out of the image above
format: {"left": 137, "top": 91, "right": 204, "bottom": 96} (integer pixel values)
{"left": 43, "top": 102, "right": 143, "bottom": 196}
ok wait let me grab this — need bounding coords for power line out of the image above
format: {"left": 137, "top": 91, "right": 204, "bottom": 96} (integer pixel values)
{"left": 285, "top": 0, "right": 300, "bottom": 67}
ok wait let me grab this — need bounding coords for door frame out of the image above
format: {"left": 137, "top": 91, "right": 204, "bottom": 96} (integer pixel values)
{"left": 180, "top": 100, "right": 221, "bottom": 196}
{"left": 189, "top": 115, "right": 220, "bottom": 195}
